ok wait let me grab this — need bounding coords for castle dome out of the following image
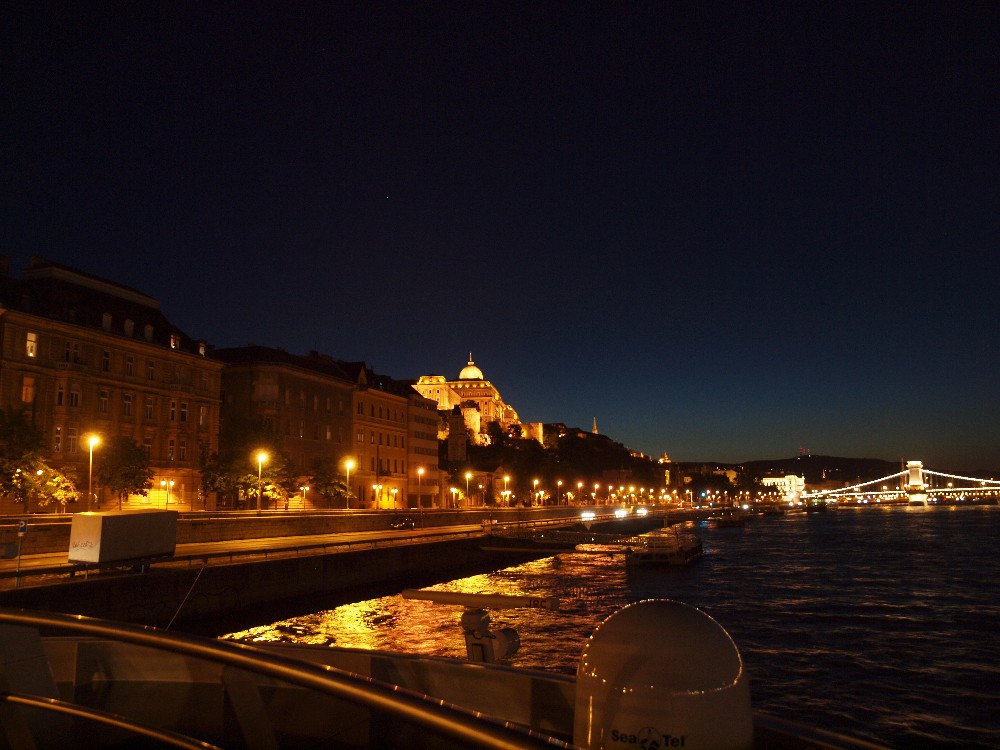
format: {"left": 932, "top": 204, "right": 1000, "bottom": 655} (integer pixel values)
{"left": 459, "top": 354, "right": 484, "bottom": 381}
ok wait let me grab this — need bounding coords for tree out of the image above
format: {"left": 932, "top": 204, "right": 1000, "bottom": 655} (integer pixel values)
{"left": 308, "top": 457, "right": 353, "bottom": 508}
{"left": 0, "top": 408, "right": 45, "bottom": 497}
{"left": 95, "top": 436, "right": 154, "bottom": 509}
{"left": 0, "top": 409, "right": 78, "bottom": 511}
{"left": 202, "top": 414, "right": 297, "bottom": 509}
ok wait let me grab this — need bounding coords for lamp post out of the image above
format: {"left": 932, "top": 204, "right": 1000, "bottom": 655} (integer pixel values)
{"left": 87, "top": 435, "right": 100, "bottom": 511}
{"left": 557, "top": 480, "right": 563, "bottom": 504}
{"left": 256, "top": 451, "right": 268, "bottom": 511}
{"left": 390, "top": 487, "right": 398, "bottom": 507}
{"left": 577, "top": 481, "right": 583, "bottom": 505}
{"left": 465, "top": 471, "right": 472, "bottom": 503}
{"left": 344, "top": 458, "right": 355, "bottom": 509}
{"left": 160, "top": 479, "right": 174, "bottom": 508}
{"left": 450, "top": 487, "right": 457, "bottom": 509}
{"left": 300, "top": 485, "right": 309, "bottom": 510}
{"left": 417, "top": 467, "right": 425, "bottom": 524}
{"left": 373, "top": 484, "right": 383, "bottom": 508}
{"left": 533, "top": 478, "right": 539, "bottom": 505}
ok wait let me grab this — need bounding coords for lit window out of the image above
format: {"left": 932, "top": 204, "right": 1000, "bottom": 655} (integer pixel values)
{"left": 25, "top": 332, "right": 37, "bottom": 358}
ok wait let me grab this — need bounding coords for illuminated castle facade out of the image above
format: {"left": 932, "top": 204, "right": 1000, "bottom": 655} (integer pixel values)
{"left": 412, "top": 355, "right": 520, "bottom": 445}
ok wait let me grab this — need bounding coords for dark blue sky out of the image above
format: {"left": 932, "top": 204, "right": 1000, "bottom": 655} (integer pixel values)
{"left": 5, "top": 3, "right": 998, "bottom": 471}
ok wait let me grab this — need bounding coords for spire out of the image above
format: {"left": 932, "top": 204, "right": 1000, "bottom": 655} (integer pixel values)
{"left": 592, "top": 417, "right": 598, "bottom": 434}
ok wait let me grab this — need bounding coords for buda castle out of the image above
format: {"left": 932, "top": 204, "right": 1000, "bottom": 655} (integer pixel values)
{"left": 413, "top": 355, "right": 520, "bottom": 445}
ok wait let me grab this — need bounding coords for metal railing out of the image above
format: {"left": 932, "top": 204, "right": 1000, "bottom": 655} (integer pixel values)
{"left": 0, "top": 608, "right": 570, "bottom": 750}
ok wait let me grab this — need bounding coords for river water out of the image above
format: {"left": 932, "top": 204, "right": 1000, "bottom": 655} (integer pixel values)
{"left": 224, "top": 505, "right": 1000, "bottom": 749}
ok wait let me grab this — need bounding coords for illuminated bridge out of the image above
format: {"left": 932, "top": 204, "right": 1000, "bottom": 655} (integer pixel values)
{"left": 802, "top": 461, "right": 1000, "bottom": 505}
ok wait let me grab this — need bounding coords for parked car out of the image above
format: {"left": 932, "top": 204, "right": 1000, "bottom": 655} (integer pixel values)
{"left": 389, "top": 516, "right": 415, "bottom": 530}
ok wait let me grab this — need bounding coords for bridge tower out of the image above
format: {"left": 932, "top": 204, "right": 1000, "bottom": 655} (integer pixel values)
{"left": 904, "top": 460, "right": 928, "bottom": 505}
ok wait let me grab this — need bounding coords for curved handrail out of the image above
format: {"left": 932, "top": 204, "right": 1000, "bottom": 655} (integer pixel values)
{"left": 0, "top": 608, "right": 570, "bottom": 750}
{"left": 0, "top": 692, "right": 223, "bottom": 750}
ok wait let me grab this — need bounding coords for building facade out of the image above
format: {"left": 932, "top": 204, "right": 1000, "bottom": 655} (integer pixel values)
{"left": 0, "top": 257, "right": 222, "bottom": 512}
{"left": 214, "top": 347, "right": 356, "bottom": 507}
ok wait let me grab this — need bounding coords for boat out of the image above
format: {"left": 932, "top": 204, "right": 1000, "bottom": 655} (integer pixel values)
{"left": 709, "top": 508, "right": 748, "bottom": 527}
{"left": 0, "top": 601, "right": 891, "bottom": 749}
{"left": 623, "top": 533, "right": 703, "bottom": 566}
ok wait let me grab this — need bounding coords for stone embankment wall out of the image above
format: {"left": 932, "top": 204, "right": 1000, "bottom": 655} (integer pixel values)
{"left": 1, "top": 537, "right": 535, "bottom": 633}
{"left": 0, "top": 508, "right": 654, "bottom": 634}
{"left": 0, "top": 506, "right": 577, "bottom": 556}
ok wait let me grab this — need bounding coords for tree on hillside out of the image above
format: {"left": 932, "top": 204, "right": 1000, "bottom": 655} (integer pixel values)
{"left": 95, "top": 436, "right": 154, "bottom": 510}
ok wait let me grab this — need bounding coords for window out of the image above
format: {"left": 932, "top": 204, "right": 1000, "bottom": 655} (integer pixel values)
{"left": 168, "top": 439, "right": 175, "bottom": 461}
{"left": 53, "top": 426, "right": 61, "bottom": 452}
{"left": 26, "top": 332, "right": 37, "bottom": 358}
{"left": 379, "top": 406, "right": 383, "bottom": 419}
{"left": 357, "top": 430, "right": 363, "bottom": 442}
{"left": 179, "top": 440, "right": 187, "bottom": 461}
{"left": 21, "top": 376, "right": 35, "bottom": 403}
{"left": 170, "top": 334, "right": 180, "bottom": 349}
{"left": 180, "top": 402, "right": 188, "bottom": 422}
{"left": 144, "top": 397, "right": 154, "bottom": 420}
{"left": 170, "top": 400, "right": 176, "bottom": 421}
{"left": 122, "top": 393, "right": 133, "bottom": 417}
{"left": 370, "top": 431, "right": 375, "bottom": 444}
{"left": 102, "top": 350, "right": 111, "bottom": 371}
{"left": 99, "top": 390, "right": 109, "bottom": 413}
{"left": 357, "top": 401, "right": 363, "bottom": 415}
{"left": 67, "top": 427, "right": 78, "bottom": 453}
{"left": 69, "top": 388, "right": 80, "bottom": 407}
{"left": 102, "top": 313, "right": 112, "bottom": 331}
{"left": 199, "top": 405, "right": 207, "bottom": 427}
{"left": 370, "top": 457, "right": 375, "bottom": 471}
{"left": 126, "top": 356, "right": 135, "bottom": 376}
{"left": 56, "top": 385, "right": 64, "bottom": 406}
{"left": 142, "top": 437, "right": 152, "bottom": 458}
{"left": 378, "top": 433, "right": 383, "bottom": 446}
{"left": 146, "top": 360, "right": 155, "bottom": 379}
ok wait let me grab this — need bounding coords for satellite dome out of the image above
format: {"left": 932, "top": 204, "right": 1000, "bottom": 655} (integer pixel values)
{"left": 459, "top": 354, "right": 484, "bottom": 380}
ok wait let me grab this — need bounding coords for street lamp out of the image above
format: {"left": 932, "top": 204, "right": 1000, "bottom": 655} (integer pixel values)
{"left": 344, "top": 458, "right": 355, "bottom": 509}
{"left": 256, "top": 451, "right": 268, "bottom": 510}
{"left": 465, "top": 471, "right": 472, "bottom": 500}
{"left": 160, "top": 479, "right": 174, "bottom": 508}
{"left": 557, "top": 480, "right": 563, "bottom": 504}
{"left": 390, "top": 487, "right": 398, "bottom": 507}
{"left": 533, "top": 478, "right": 539, "bottom": 505}
{"left": 373, "top": 484, "right": 383, "bottom": 508}
{"left": 450, "top": 487, "right": 458, "bottom": 508}
{"left": 87, "top": 435, "right": 100, "bottom": 511}
{"left": 300, "top": 485, "right": 309, "bottom": 509}
{"left": 417, "top": 466, "right": 424, "bottom": 505}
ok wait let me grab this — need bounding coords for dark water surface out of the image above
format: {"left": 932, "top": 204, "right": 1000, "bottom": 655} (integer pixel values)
{"left": 225, "top": 505, "right": 1000, "bottom": 749}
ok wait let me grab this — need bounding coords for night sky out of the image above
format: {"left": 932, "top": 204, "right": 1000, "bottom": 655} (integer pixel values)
{"left": 4, "top": 3, "right": 998, "bottom": 471}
